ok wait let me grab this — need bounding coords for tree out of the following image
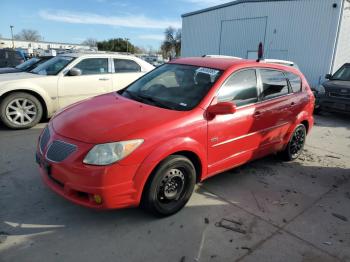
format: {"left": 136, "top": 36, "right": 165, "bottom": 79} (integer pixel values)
{"left": 97, "top": 38, "right": 138, "bottom": 53}
{"left": 14, "top": 29, "right": 42, "bottom": 41}
{"left": 161, "top": 27, "right": 181, "bottom": 59}
{"left": 82, "top": 38, "right": 97, "bottom": 48}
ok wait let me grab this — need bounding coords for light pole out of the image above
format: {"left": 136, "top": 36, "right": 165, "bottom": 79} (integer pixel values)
{"left": 10, "top": 25, "right": 14, "bottom": 49}
{"left": 125, "top": 38, "right": 129, "bottom": 53}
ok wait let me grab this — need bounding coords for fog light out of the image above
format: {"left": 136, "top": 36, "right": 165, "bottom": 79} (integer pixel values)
{"left": 93, "top": 194, "right": 103, "bottom": 204}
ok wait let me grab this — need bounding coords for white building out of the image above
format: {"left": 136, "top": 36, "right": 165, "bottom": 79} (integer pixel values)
{"left": 0, "top": 38, "right": 90, "bottom": 53}
{"left": 181, "top": 0, "right": 350, "bottom": 87}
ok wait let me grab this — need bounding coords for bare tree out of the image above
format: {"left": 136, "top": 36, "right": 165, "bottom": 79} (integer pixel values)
{"left": 82, "top": 38, "right": 98, "bottom": 48}
{"left": 161, "top": 27, "right": 181, "bottom": 59}
{"left": 14, "top": 29, "right": 42, "bottom": 41}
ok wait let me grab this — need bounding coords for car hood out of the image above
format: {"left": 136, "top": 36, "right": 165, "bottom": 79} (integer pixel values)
{"left": 0, "top": 67, "right": 21, "bottom": 74}
{"left": 0, "top": 72, "right": 43, "bottom": 83}
{"left": 324, "top": 80, "right": 350, "bottom": 90}
{"left": 52, "top": 93, "right": 186, "bottom": 144}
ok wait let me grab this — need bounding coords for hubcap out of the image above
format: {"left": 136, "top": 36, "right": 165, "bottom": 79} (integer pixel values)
{"left": 5, "top": 98, "right": 37, "bottom": 126}
{"left": 290, "top": 127, "right": 305, "bottom": 157}
{"left": 158, "top": 168, "right": 185, "bottom": 202}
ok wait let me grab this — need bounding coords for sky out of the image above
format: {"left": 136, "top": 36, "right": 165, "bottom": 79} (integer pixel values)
{"left": 0, "top": 0, "right": 230, "bottom": 50}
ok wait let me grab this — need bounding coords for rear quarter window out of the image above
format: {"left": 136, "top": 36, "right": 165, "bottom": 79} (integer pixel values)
{"left": 286, "top": 72, "right": 302, "bottom": 93}
{"left": 260, "top": 69, "right": 289, "bottom": 100}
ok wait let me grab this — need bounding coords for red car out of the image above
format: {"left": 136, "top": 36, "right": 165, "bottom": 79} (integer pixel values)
{"left": 36, "top": 57, "right": 314, "bottom": 216}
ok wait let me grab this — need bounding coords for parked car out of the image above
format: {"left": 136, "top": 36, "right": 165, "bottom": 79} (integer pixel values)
{"left": 36, "top": 57, "right": 315, "bottom": 216}
{"left": 0, "top": 53, "right": 154, "bottom": 129}
{"left": 0, "top": 49, "right": 25, "bottom": 68}
{"left": 0, "top": 56, "right": 53, "bottom": 74}
{"left": 313, "top": 63, "right": 350, "bottom": 114}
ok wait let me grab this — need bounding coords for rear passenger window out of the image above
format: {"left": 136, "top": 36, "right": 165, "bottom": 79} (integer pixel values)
{"left": 286, "top": 72, "right": 302, "bottom": 93}
{"left": 74, "top": 58, "right": 108, "bottom": 75}
{"left": 218, "top": 69, "right": 258, "bottom": 106}
{"left": 260, "top": 70, "right": 289, "bottom": 100}
{"left": 114, "top": 59, "right": 141, "bottom": 73}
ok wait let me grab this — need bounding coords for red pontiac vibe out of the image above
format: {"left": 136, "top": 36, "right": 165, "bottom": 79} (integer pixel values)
{"left": 36, "top": 57, "right": 315, "bottom": 216}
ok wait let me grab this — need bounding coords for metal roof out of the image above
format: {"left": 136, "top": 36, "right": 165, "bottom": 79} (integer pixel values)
{"left": 182, "top": 0, "right": 302, "bottom": 17}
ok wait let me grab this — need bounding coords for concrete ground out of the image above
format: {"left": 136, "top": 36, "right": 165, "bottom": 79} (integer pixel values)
{"left": 0, "top": 113, "right": 349, "bottom": 262}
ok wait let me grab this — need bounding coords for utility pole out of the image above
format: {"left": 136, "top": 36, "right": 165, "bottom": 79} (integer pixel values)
{"left": 10, "top": 25, "right": 14, "bottom": 49}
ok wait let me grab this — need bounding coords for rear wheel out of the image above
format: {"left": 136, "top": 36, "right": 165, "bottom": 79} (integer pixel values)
{"left": 280, "top": 124, "right": 307, "bottom": 161}
{"left": 142, "top": 155, "right": 196, "bottom": 216}
{"left": 0, "top": 92, "right": 43, "bottom": 129}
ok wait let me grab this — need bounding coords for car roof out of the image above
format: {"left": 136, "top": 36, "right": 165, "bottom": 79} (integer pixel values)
{"left": 169, "top": 57, "right": 299, "bottom": 73}
{"left": 169, "top": 57, "right": 251, "bottom": 70}
{"left": 58, "top": 52, "right": 139, "bottom": 59}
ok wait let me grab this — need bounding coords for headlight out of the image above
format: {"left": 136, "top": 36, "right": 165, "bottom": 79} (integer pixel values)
{"left": 83, "top": 139, "right": 143, "bottom": 165}
{"left": 316, "top": 84, "right": 326, "bottom": 94}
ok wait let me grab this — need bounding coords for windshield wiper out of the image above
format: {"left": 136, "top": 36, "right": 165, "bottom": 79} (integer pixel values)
{"left": 137, "top": 93, "right": 175, "bottom": 110}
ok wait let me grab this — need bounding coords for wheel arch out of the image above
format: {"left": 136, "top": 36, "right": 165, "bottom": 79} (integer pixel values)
{"left": 0, "top": 89, "right": 50, "bottom": 119}
{"left": 133, "top": 138, "right": 207, "bottom": 204}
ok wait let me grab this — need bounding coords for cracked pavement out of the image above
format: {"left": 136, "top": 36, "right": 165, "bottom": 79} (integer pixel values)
{"left": 0, "top": 113, "right": 349, "bottom": 262}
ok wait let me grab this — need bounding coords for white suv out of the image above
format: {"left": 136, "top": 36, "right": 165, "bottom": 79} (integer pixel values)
{"left": 0, "top": 53, "right": 154, "bottom": 129}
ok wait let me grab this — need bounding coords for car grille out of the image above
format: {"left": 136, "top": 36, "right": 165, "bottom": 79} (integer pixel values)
{"left": 46, "top": 140, "right": 77, "bottom": 162}
{"left": 329, "top": 92, "right": 350, "bottom": 99}
{"left": 40, "top": 127, "right": 50, "bottom": 153}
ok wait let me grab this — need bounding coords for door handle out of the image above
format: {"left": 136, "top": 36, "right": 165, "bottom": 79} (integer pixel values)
{"left": 253, "top": 111, "right": 262, "bottom": 118}
{"left": 99, "top": 78, "right": 110, "bottom": 81}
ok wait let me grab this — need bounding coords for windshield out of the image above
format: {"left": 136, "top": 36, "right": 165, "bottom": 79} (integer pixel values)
{"left": 30, "top": 56, "right": 74, "bottom": 75}
{"left": 121, "top": 64, "right": 222, "bottom": 111}
{"left": 15, "top": 57, "right": 40, "bottom": 70}
{"left": 332, "top": 66, "right": 350, "bottom": 81}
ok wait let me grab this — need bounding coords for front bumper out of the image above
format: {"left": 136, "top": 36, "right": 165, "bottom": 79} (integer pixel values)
{"left": 314, "top": 94, "right": 350, "bottom": 114}
{"left": 36, "top": 125, "right": 141, "bottom": 209}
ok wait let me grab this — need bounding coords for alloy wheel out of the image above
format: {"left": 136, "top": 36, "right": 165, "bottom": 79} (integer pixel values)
{"left": 289, "top": 126, "right": 306, "bottom": 158}
{"left": 5, "top": 98, "right": 37, "bottom": 126}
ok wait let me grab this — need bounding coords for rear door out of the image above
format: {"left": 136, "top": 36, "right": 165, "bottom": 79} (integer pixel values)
{"left": 57, "top": 57, "right": 112, "bottom": 108}
{"left": 254, "top": 68, "right": 294, "bottom": 153}
{"left": 111, "top": 58, "right": 144, "bottom": 91}
{"left": 207, "top": 69, "right": 265, "bottom": 176}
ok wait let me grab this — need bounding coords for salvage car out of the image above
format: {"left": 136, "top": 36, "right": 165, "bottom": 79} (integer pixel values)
{"left": 0, "top": 49, "right": 26, "bottom": 68}
{"left": 0, "top": 53, "right": 154, "bottom": 129}
{"left": 36, "top": 57, "right": 315, "bottom": 216}
{"left": 0, "top": 56, "right": 53, "bottom": 74}
{"left": 314, "top": 63, "right": 350, "bottom": 114}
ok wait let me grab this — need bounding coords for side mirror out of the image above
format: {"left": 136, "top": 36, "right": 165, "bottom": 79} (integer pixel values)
{"left": 325, "top": 74, "right": 332, "bottom": 80}
{"left": 67, "top": 68, "right": 82, "bottom": 76}
{"left": 207, "top": 102, "right": 237, "bottom": 116}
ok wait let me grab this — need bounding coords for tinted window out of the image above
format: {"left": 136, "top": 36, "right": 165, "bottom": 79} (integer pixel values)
{"left": 218, "top": 70, "right": 258, "bottom": 106}
{"left": 74, "top": 58, "right": 108, "bottom": 75}
{"left": 260, "top": 70, "right": 289, "bottom": 100}
{"left": 31, "top": 56, "right": 74, "bottom": 75}
{"left": 114, "top": 59, "right": 141, "bottom": 73}
{"left": 286, "top": 72, "right": 302, "bottom": 93}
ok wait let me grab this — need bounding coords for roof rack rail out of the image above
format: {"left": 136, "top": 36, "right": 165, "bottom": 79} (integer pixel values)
{"left": 202, "top": 54, "right": 243, "bottom": 59}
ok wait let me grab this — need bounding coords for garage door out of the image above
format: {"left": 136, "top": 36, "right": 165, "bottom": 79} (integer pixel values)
{"left": 219, "top": 17, "right": 267, "bottom": 58}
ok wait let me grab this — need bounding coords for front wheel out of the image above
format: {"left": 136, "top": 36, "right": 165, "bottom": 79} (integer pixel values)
{"left": 142, "top": 155, "right": 196, "bottom": 216}
{"left": 0, "top": 92, "right": 43, "bottom": 129}
{"left": 280, "top": 124, "right": 307, "bottom": 161}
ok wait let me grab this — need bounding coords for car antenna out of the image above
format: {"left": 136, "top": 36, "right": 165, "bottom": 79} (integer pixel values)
{"left": 256, "top": 42, "right": 263, "bottom": 62}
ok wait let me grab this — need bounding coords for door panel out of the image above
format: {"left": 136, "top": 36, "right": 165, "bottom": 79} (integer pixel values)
{"left": 57, "top": 58, "right": 112, "bottom": 108}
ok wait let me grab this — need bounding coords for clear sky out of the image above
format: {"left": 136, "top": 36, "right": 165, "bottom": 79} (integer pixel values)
{"left": 0, "top": 0, "right": 229, "bottom": 50}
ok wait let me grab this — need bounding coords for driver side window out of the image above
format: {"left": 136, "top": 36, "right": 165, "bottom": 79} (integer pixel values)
{"left": 218, "top": 69, "right": 258, "bottom": 107}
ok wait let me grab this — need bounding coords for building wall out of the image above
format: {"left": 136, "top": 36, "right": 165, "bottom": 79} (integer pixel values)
{"left": 0, "top": 38, "right": 90, "bottom": 51}
{"left": 181, "top": 0, "right": 343, "bottom": 87}
{"left": 332, "top": 0, "right": 350, "bottom": 73}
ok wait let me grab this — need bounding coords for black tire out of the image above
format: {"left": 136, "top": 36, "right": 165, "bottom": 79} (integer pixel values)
{"left": 142, "top": 155, "right": 196, "bottom": 216}
{"left": 0, "top": 92, "right": 43, "bottom": 129}
{"left": 280, "top": 124, "right": 307, "bottom": 161}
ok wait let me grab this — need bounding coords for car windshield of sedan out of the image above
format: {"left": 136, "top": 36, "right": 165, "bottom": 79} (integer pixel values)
{"left": 30, "top": 56, "right": 74, "bottom": 75}
{"left": 15, "top": 57, "right": 40, "bottom": 70}
{"left": 332, "top": 66, "right": 350, "bottom": 81}
{"left": 121, "top": 64, "right": 223, "bottom": 111}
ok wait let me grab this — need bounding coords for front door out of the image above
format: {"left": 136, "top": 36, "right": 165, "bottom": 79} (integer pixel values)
{"left": 58, "top": 57, "right": 112, "bottom": 108}
{"left": 207, "top": 69, "right": 266, "bottom": 176}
